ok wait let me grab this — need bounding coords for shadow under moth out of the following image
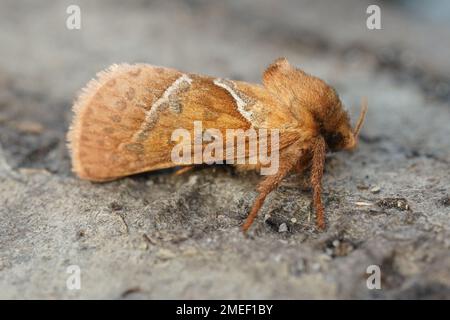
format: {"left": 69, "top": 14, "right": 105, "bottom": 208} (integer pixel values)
{"left": 67, "top": 57, "right": 367, "bottom": 232}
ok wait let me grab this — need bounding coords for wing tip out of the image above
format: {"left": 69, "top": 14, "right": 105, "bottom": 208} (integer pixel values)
{"left": 67, "top": 63, "right": 141, "bottom": 180}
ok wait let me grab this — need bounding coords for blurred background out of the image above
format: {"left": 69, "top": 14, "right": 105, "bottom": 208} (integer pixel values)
{"left": 1, "top": 0, "right": 449, "bottom": 299}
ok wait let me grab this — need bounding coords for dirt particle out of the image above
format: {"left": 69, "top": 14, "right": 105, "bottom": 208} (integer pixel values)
{"left": 139, "top": 241, "right": 149, "bottom": 250}
{"left": 121, "top": 287, "right": 141, "bottom": 298}
{"left": 18, "top": 168, "right": 50, "bottom": 176}
{"left": 323, "top": 238, "right": 355, "bottom": 258}
{"left": 370, "top": 186, "right": 381, "bottom": 194}
{"left": 76, "top": 230, "right": 85, "bottom": 238}
{"left": 377, "top": 198, "right": 410, "bottom": 211}
{"left": 13, "top": 121, "right": 44, "bottom": 134}
{"left": 278, "top": 223, "right": 288, "bottom": 233}
{"left": 355, "top": 201, "right": 373, "bottom": 207}
{"left": 109, "top": 201, "right": 123, "bottom": 211}
{"left": 438, "top": 195, "right": 450, "bottom": 207}
{"left": 264, "top": 216, "right": 279, "bottom": 232}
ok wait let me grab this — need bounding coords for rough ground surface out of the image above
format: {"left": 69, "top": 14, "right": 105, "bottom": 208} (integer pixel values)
{"left": 0, "top": 0, "right": 449, "bottom": 299}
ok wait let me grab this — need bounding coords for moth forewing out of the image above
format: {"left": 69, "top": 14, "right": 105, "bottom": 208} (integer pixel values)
{"left": 68, "top": 64, "right": 285, "bottom": 180}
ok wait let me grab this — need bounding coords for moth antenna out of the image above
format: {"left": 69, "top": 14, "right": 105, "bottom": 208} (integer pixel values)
{"left": 354, "top": 97, "right": 368, "bottom": 139}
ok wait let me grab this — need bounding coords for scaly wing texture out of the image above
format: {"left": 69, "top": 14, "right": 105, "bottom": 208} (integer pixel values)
{"left": 68, "top": 64, "right": 256, "bottom": 181}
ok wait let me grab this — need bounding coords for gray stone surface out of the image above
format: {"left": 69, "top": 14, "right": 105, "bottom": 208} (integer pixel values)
{"left": 0, "top": 0, "right": 449, "bottom": 299}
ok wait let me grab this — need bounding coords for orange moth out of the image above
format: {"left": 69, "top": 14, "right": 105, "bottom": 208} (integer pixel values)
{"left": 67, "top": 58, "right": 367, "bottom": 232}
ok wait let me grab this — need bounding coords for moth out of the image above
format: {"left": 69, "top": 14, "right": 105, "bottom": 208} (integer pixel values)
{"left": 67, "top": 57, "right": 367, "bottom": 232}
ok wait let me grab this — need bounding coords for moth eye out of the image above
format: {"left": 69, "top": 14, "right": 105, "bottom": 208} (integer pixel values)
{"left": 325, "top": 132, "right": 343, "bottom": 149}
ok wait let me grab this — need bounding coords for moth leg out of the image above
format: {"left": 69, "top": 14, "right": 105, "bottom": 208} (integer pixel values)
{"left": 173, "top": 165, "right": 195, "bottom": 176}
{"left": 242, "top": 143, "right": 304, "bottom": 233}
{"left": 311, "top": 136, "right": 326, "bottom": 230}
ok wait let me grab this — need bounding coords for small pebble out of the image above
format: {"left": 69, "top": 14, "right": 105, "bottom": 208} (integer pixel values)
{"left": 355, "top": 201, "right": 373, "bottom": 206}
{"left": 14, "top": 121, "right": 44, "bottom": 134}
{"left": 370, "top": 186, "right": 381, "bottom": 194}
{"left": 398, "top": 201, "right": 410, "bottom": 210}
{"left": 187, "top": 175, "right": 198, "bottom": 185}
{"left": 290, "top": 217, "right": 297, "bottom": 223}
{"left": 18, "top": 168, "right": 50, "bottom": 175}
{"left": 278, "top": 223, "right": 288, "bottom": 233}
{"left": 139, "top": 241, "right": 149, "bottom": 250}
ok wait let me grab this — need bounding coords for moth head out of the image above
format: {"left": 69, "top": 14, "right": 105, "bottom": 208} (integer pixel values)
{"left": 263, "top": 58, "right": 367, "bottom": 152}
{"left": 319, "top": 98, "right": 368, "bottom": 152}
